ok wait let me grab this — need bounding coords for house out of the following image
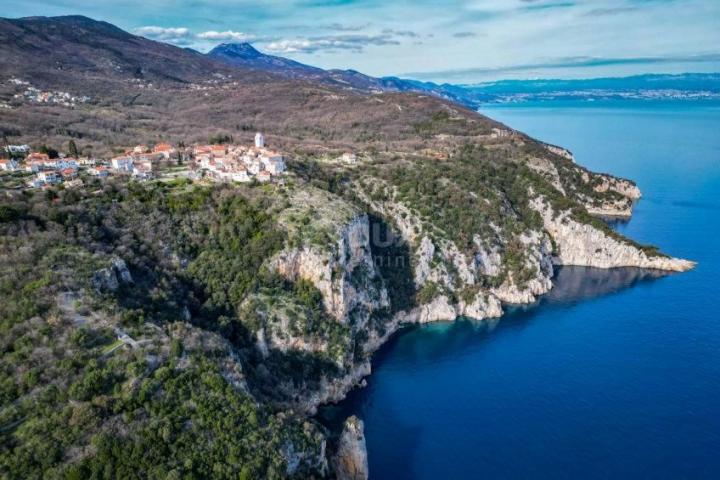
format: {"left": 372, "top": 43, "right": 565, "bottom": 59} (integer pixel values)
{"left": 133, "top": 153, "right": 161, "bottom": 164}
{"left": 265, "top": 159, "right": 285, "bottom": 175}
{"left": 256, "top": 170, "right": 271, "bottom": 182}
{"left": 24, "top": 160, "right": 45, "bottom": 172}
{"left": 193, "top": 145, "right": 212, "bottom": 156}
{"left": 65, "top": 178, "right": 84, "bottom": 188}
{"left": 0, "top": 159, "right": 20, "bottom": 171}
{"left": 341, "top": 152, "right": 357, "bottom": 164}
{"left": 89, "top": 166, "right": 110, "bottom": 177}
{"left": 133, "top": 145, "right": 149, "bottom": 154}
{"left": 211, "top": 145, "right": 228, "bottom": 158}
{"left": 26, "top": 152, "right": 50, "bottom": 164}
{"left": 153, "top": 142, "right": 177, "bottom": 160}
{"left": 231, "top": 169, "right": 250, "bottom": 183}
{"left": 5, "top": 144, "right": 30, "bottom": 156}
{"left": 111, "top": 156, "right": 134, "bottom": 172}
{"left": 247, "top": 161, "right": 261, "bottom": 175}
{"left": 78, "top": 157, "right": 96, "bottom": 166}
{"left": 37, "top": 170, "right": 60, "bottom": 184}
{"left": 60, "top": 158, "right": 79, "bottom": 169}
{"left": 153, "top": 143, "right": 172, "bottom": 153}
{"left": 43, "top": 158, "right": 62, "bottom": 169}
{"left": 132, "top": 159, "right": 153, "bottom": 179}
{"left": 60, "top": 168, "right": 77, "bottom": 179}
{"left": 490, "top": 128, "right": 512, "bottom": 139}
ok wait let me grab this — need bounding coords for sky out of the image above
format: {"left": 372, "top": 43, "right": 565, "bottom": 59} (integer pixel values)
{"left": 3, "top": 0, "right": 720, "bottom": 83}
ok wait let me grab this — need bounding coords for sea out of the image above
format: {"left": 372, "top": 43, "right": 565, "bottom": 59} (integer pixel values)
{"left": 319, "top": 99, "right": 720, "bottom": 479}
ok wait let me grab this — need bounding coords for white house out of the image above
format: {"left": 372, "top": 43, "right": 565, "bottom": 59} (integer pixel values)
{"left": 5, "top": 145, "right": 30, "bottom": 156}
{"left": 341, "top": 152, "right": 357, "bottom": 164}
{"left": 89, "top": 166, "right": 110, "bottom": 177}
{"left": 255, "top": 132, "right": 265, "bottom": 148}
{"left": 0, "top": 159, "right": 19, "bottom": 171}
{"left": 260, "top": 153, "right": 285, "bottom": 174}
{"left": 37, "top": 171, "right": 60, "bottom": 184}
{"left": 24, "top": 161, "right": 43, "bottom": 172}
{"left": 247, "top": 161, "right": 261, "bottom": 175}
{"left": 231, "top": 170, "right": 250, "bottom": 183}
{"left": 111, "top": 156, "right": 134, "bottom": 172}
{"left": 132, "top": 160, "right": 153, "bottom": 179}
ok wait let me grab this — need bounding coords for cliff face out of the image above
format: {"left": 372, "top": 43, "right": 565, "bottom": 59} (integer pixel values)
{"left": 257, "top": 189, "right": 391, "bottom": 413}
{"left": 332, "top": 416, "right": 369, "bottom": 480}
{"left": 271, "top": 214, "right": 389, "bottom": 324}
{"left": 530, "top": 196, "right": 695, "bottom": 272}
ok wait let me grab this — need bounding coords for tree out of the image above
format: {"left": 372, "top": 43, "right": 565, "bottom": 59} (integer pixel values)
{"left": 39, "top": 145, "right": 60, "bottom": 159}
{"left": 68, "top": 140, "right": 79, "bottom": 158}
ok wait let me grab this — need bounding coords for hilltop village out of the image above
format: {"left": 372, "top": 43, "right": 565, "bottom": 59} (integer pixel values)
{"left": 0, "top": 132, "right": 286, "bottom": 189}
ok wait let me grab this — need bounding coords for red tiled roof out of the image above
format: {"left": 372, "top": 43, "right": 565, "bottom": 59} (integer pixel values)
{"left": 153, "top": 143, "right": 173, "bottom": 152}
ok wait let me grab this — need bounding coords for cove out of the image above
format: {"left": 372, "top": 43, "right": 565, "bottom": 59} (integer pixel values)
{"left": 319, "top": 100, "right": 720, "bottom": 479}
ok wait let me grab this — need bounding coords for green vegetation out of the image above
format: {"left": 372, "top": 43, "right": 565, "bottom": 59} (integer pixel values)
{"left": 0, "top": 178, "right": 340, "bottom": 478}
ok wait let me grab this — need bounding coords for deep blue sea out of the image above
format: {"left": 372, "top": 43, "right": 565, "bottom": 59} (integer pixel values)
{"left": 320, "top": 100, "right": 720, "bottom": 479}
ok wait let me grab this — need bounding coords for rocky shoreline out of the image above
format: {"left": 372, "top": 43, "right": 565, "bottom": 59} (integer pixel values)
{"left": 270, "top": 176, "right": 694, "bottom": 479}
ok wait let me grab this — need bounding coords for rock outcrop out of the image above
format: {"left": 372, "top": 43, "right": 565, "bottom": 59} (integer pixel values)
{"left": 91, "top": 257, "right": 133, "bottom": 292}
{"left": 530, "top": 196, "right": 695, "bottom": 271}
{"left": 333, "top": 416, "right": 369, "bottom": 480}
{"left": 271, "top": 213, "right": 389, "bottom": 323}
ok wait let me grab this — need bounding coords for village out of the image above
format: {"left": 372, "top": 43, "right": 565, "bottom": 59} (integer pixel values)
{"left": 0, "top": 132, "right": 287, "bottom": 189}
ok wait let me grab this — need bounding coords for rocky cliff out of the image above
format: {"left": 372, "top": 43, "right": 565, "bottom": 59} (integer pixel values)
{"left": 530, "top": 196, "right": 695, "bottom": 271}
{"left": 332, "top": 416, "right": 369, "bottom": 480}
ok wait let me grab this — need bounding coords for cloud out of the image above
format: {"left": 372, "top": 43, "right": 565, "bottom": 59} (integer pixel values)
{"left": 265, "top": 33, "right": 400, "bottom": 54}
{"left": 382, "top": 28, "right": 419, "bottom": 38}
{"left": 405, "top": 53, "right": 720, "bottom": 81}
{"left": 453, "top": 31, "right": 477, "bottom": 38}
{"left": 134, "top": 26, "right": 194, "bottom": 45}
{"left": 135, "top": 26, "right": 258, "bottom": 46}
{"left": 197, "top": 30, "right": 254, "bottom": 42}
{"left": 324, "top": 22, "right": 369, "bottom": 32}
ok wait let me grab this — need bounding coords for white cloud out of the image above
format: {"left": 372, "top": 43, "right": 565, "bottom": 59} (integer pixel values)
{"left": 134, "top": 26, "right": 193, "bottom": 44}
{"left": 265, "top": 39, "right": 315, "bottom": 54}
{"left": 197, "top": 30, "right": 254, "bottom": 42}
{"left": 265, "top": 34, "right": 401, "bottom": 54}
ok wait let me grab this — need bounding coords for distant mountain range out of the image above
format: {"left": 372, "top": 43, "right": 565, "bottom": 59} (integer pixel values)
{"left": 207, "top": 42, "right": 473, "bottom": 104}
{"left": 207, "top": 43, "right": 720, "bottom": 104}
{"left": 1, "top": 15, "right": 717, "bottom": 114}
{"left": 209, "top": 45, "right": 720, "bottom": 105}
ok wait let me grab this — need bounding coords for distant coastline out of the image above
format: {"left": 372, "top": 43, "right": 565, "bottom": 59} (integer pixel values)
{"left": 426, "top": 73, "right": 720, "bottom": 108}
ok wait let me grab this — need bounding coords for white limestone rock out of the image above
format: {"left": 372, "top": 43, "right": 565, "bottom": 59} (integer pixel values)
{"left": 531, "top": 196, "right": 695, "bottom": 272}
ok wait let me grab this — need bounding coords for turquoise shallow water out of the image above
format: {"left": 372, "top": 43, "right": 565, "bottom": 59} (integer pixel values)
{"left": 320, "top": 100, "right": 720, "bottom": 479}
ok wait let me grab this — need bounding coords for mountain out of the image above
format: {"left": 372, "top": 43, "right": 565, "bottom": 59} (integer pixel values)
{"left": 208, "top": 42, "right": 482, "bottom": 106}
{"left": 0, "top": 15, "right": 270, "bottom": 88}
{"left": 208, "top": 42, "right": 328, "bottom": 78}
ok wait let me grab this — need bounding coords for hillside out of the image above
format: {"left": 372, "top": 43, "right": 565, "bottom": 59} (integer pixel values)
{"left": 0, "top": 15, "right": 694, "bottom": 480}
